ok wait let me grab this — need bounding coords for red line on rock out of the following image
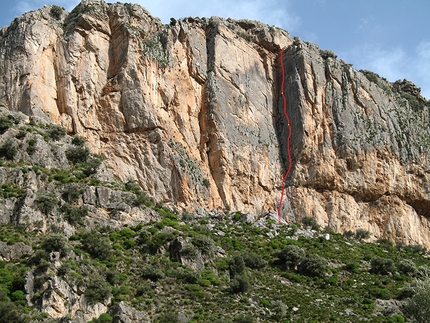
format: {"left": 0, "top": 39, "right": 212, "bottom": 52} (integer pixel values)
{"left": 277, "top": 48, "right": 293, "bottom": 224}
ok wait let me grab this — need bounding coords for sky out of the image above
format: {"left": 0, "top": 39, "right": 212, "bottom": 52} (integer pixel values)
{"left": 1, "top": 0, "right": 429, "bottom": 99}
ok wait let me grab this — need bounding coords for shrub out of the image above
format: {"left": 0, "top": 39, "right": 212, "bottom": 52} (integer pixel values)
{"left": 180, "top": 244, "right": 198, "bottom": 260}
{"left": 407, "top": 244, "right": 427, "bottom": 255}
{"left": 85, "top": 275, "right": 112, "bottom": 305}
{"left": 229, "top": 254, "right": 245, "bottom": 276}
{"left": 71, "top": 135, "right": 85, "bottom": 146}
{"left": 370, "top": 256, "right": 396, "bottom": 275}
{"left": 230, "top": 275, "right": 249, "bottom": 293}
{"left": 192, "top": 235, "right": 214, "bottom": 256}
{"left": 156, "top": 311, "right": 180, "bottom": 323}
{"left": 35, "top": 193, "right": 58, "bottom": 214}
{"left": 271, "top": 300, "right": 288, "bottom": 321}
{"left": 0, "top": 141, "right": 17, "bottom": 160}
{"left": 398, "top": 259, "right": 418, "bottom": 276}
{"left": 62, "top": 183, "right": 84, "bottom": 203}
{"left": 141, "top": 265, "right": 165, "bottom": 281}
{"left": 81, "top": 231, "right": 111, "bottom": 260}
{"left": 82, "top": 155, "right": 102, "bottom": 176}
{"left": 343, "top": 230, "right": 354, "bottom": 239}
{"left": 26, "top": 139, "right": 36, "bottom": 155}
{"left": 388, "top": 314, "right": 405, "bottom": 323}
{"left": 61, "top": 204, "right": 88, "bottom": 225}
{"left": 241, "top": 251, "right": 266, "bottom": 269}
{"left": 50, "top": 5, "right": 63, "bottom": 20}
{"left": 65, "top": 146, "right": 90, "bottom": 164}
{"left": 233, "top": 314, "right": 255, "bottom": 323}
{"left": 298, "top": 254, "right": 328, "bottom": 277}
{"left": 46, "top": 124, "right": 66, "bottom": 141}
{"left": 174, "top": 266, "right": 198, "bottom": 284}
{"left": 403, "top": 277, "right": 430, "bottom": 323}
{"left": 0, "top": 301, "right": 27, "bottom": 323}
{"left": 41, "top": 233, "right": 68, "bottom": 256}
{"left": 0, "top": 115, "right": 16, "bottom": 134}
{"left": 278, "top": 244, "right": 306, "bottom": 269}
{"left": 355, "top": 228, "right": 371, "bottom": 240}
{"left": 319, "top": 49, "right": 337, "bottom": 60}
{"left": 301, "top": 216, "right": 320, "bottom": 231}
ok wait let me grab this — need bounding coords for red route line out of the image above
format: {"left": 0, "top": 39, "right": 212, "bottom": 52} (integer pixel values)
{"left": 277, "top": 47, "right": 293, "bottom": 224}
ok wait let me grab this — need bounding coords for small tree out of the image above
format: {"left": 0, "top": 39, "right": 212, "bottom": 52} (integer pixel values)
{"left": 229, "top": 254, "right": 245, "bottom": 276}
{"left": 46, "top": 124, "right": 66, "bottom": 141}
{"left": 370, "top": 256, "right": 395, "bottom": 275}
{"left": 85, "top": 275, "right": 112, "bottom": 305}
{"left": 278, "top": 244, "right": 306, "bottom": 270}
{"left": 298, "top": 254, "right": 328, "bottom": 277}
{"left": 398, "top": 259, "right": 418, "bottom": 277}
{"left": 65, "top": 146, "right": 90, "bottom": 164}
{"left": 230, "top": 275, "right": 249, "bottom": 293}
{"left": 41, "top": 233, "right": 68, "bottom": 257}
{"left": 0, "top": 141, "right": 17, "bottom": 160}
{"left": 81, "top": 230, "right": 111, "bottom": 260}
{"left": 355, "top": 228, "right": 371, "bottom": 241}
{"left": 35, "top": 192, "right": 58, "bottom": 214}
{"left": 403, "top": 277, "right": 430, "bottom": 323}
{"left": 301, "top": 216, "right": 320, "bottom": 231}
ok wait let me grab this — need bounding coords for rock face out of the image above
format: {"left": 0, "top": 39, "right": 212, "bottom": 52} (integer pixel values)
{"left": 1, "top": 0, "right": 430, "bottom": 247}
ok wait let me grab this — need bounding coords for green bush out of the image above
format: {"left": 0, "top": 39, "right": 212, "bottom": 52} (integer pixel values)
{"left": 85, "top": 275, "right": 112, "bottom": 305}
{"left": 240, "top": 251, "right": 266, "bottom": 269}
{"left": 398, "top": 259, "right": 418, "bottom": 276}
{"left": 278, "top": 244, "right": 306, "bottom": 269}
{"left": 46, "top": 124, "right": 66, "bottom": 141}
{"left": 271, "top": 300, "right": 288, "bottom": 321}
{"left": 141, "top": 265, "right": 165, "bottom": 281}
{"left": 0, "top": 141, "right": 17, "bottom": 160}
{"left": 355, "top": 228, "right": 371, "bottom": 240}
{"left": 343, "top": 230, "right": 354, "bottom": 239}
{"left": 65, "top": 146, "right": 90, "bottom": 164}
{"left": 0, "top": 301, "right": 27, "bottom": 323}
{"left": 298, "top": 254, "right": 328, "bottom": 277}
{"left": 26, "top": 139, "right": 36, "bottom": 155}
{"left": 230, "top": 275, "right": 249, "bottom": 293}
{"left": 35, "top": 193, "right": 58, "bottom": 214}
{"left": 81, "top": 231, "right": 111, "bottom": 260}
{"left": 403, "top": 277, "right": 430, "bottom": 323}
{"left": 301, "top": 216, "right": 320, "bottom": 231}
{"left": 0, "top": 183, "right": 25, "bottom": 198}
{"left": 0, "top": 115, "right": 18, "bottom": 134}
{"left": 82, "top": 155, "right": 102, "bottom": 176}
{"left": 50, "top": 5, "right": 63, "bottom": 20}
{"left": 174, "top": 266, "right": 198, "bottom": 283}
{"left": 319, "top": 49, "right": 337, "bottom": 60}
{"left": 61, "top": 204, "right": 88, "bottom": 224}
{"left": 180, "top": 244, "right": 198, "bottom": 259}
{"left": 370, "top": 256, "right": 395, "bottom": 275}
{"left": 42, "top": 233, "right": 68, "bottom": 256}
{"left": 62, "top": 183, "right": 84, "bottom": 203}
{"left": 229, "top": 254, "right": 245, "bottom": 276}
{"left": 192, "top": 235, "right": 214, "bottom": 255}
{"left": 156, "top": 311, "right": 180, "bottom": 323}
{"left": 71, "top": 135, "right": 85, "bottom": 146}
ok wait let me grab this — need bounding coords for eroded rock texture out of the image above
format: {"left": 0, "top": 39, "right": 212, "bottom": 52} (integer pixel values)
{"left": 1, "top": 0, "right": 430, "bottom": 247}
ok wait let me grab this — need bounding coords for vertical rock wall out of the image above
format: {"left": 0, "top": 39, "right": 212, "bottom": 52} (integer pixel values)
{"left": 1, "top": 0, "right": 430, "bottom": 246}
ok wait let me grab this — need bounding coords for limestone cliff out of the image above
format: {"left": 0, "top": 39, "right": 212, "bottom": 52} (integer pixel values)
{"left": 1, "top": 0, "right": 430, "bottom": 247}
